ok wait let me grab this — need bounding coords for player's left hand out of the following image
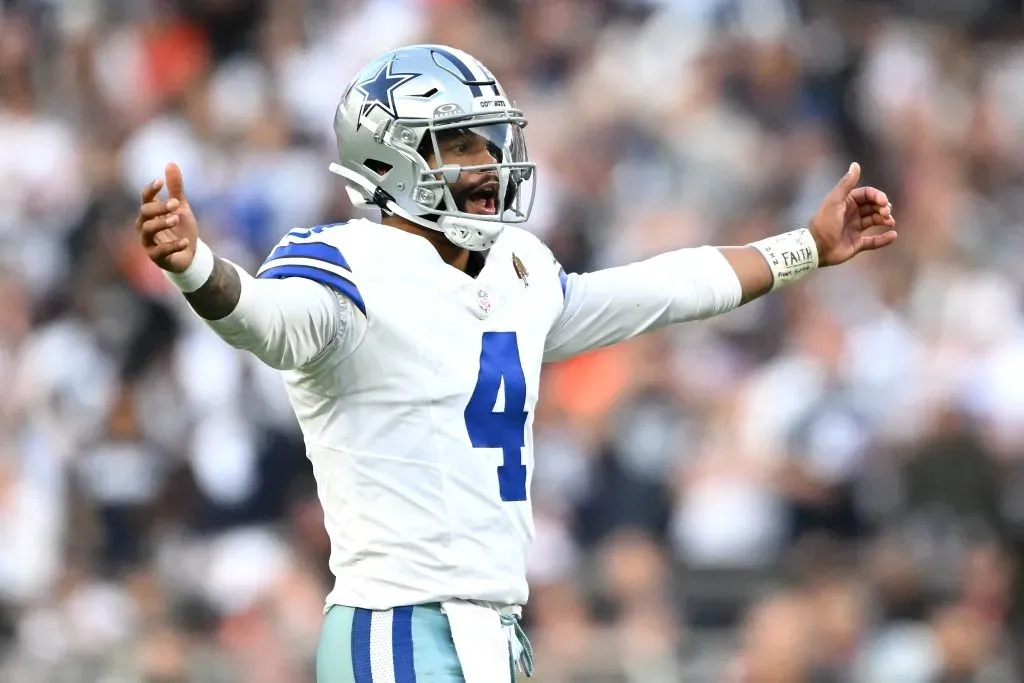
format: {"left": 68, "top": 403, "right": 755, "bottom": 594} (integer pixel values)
{"left": 808, "top": 162, "right": 897, "bottom": 267}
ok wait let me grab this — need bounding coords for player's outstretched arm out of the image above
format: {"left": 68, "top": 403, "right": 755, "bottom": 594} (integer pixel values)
{"left": 544, "top": 163, "right": 895, "bottom": 362}
{"left": 135, "top": 163, "right": 348, "bottom": 370}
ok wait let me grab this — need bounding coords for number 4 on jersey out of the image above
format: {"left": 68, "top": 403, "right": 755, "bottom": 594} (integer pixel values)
{"left": 464, "top": 332, "right": 529, "bottom": 502}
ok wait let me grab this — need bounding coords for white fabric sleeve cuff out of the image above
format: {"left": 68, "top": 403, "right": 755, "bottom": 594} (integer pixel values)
{"left": 664, "top": 246, "right": 743, "bottom": 322}
{"left": 165, "top": 239, "right": 215, "bottom": 293}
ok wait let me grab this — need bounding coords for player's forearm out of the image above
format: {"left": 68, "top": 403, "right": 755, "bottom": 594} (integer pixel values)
{"left": 717, "top": 246, "right": 775, "bottom": 305}
{"left": 183, "top": 257, "right": 243, "bottom": 320}
{"left": 721, "top": 228, "right": 820, "bottom": 305}
{"left": 651, "top": 227, "right": 820, "bottom": 315}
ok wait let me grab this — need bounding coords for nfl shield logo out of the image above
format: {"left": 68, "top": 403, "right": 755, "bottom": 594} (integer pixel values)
{"left": 477, "top": 289, "right": 492, "bottom": 314}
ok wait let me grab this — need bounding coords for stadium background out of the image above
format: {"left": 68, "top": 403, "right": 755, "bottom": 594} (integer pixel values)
{"left": 2, "top": 0, "right": 1024, "bottom": 681}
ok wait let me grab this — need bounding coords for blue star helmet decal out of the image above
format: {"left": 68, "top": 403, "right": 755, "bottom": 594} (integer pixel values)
{"left": 355, "top": 60, "right": 419, "bottom": 128}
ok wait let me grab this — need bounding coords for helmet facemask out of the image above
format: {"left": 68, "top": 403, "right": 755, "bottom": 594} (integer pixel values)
{"left": 389, "top": 110, "right": 536, "bottom": 226}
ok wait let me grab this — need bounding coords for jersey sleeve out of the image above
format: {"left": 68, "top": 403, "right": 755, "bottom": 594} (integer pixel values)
{"left": 543, "top": 246, "right": 742, "bottom": 362}
{"left": 256, "top": 238, "right": 366, "bottom": 315}
{"left": 205, "top": 263, "right": 364, "bottom": 371}
{"left": 204, "top": 228, "right": 369, "bottom": 371}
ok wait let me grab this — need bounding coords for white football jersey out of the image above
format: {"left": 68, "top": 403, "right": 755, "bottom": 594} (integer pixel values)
{"left": 258, "top": 219, "right": 564, "bottom": 609}
{"left": 236, "top": 217, "right": 742, "bottom": 610}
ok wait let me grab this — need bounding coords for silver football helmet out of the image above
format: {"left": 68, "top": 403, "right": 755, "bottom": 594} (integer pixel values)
{"left": 329, "top": 44, "right": 536, "bottom": 251}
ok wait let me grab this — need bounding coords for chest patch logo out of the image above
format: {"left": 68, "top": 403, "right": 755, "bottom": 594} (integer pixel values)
{"left": 512, "top": 253, "right": 529, "bottom": 288}
{"left": 477, "top": 289, "right": 492, "bottom": 314}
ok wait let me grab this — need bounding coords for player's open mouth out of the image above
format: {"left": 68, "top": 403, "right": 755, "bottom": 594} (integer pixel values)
{"left": 465, "top": 184, "right": 499, "bottom": 215}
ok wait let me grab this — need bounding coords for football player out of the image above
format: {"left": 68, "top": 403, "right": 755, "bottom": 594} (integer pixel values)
{"left": 134, "top": 45, "right": 895, "bottom": 683}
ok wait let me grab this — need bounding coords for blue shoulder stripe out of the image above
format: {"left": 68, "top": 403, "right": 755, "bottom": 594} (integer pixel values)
{"left": 558, "top": 267, "right": 568, "bottom": 298}
{"left": 258, "top": 264, "right": 366, "bottom": 315}
{"left": 265, "top": 241, "right": 352, "bottom": 270}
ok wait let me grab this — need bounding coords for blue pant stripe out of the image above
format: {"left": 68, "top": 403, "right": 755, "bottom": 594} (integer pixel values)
{"left": 392, "top": 606, "right": 416, "bottom": 682}
{"left": 352, "top": 608, "right": 373, "bottom": 683}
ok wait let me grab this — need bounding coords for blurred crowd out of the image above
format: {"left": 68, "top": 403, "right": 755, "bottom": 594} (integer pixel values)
{"left": 1, "top": 0, "right": 1024, "bottom": 681}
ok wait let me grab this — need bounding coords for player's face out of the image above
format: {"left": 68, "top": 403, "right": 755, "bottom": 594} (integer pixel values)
{"left": 427, "top": 128, "right": 502, "bottom": 216}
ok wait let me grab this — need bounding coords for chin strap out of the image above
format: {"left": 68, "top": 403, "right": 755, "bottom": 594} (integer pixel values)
{"left": 329, "top": 163, "right": 503, "bottom": 252}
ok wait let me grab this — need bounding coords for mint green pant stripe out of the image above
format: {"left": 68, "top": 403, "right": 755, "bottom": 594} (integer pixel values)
{"left": 317, "top": 605, "right": 355, "bottom": 682}
{"left": 317, "top": 604, "right": 466, "bottom": 683}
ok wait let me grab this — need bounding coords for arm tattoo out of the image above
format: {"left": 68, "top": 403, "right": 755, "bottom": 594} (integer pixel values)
{"left": 184, "top": 257, "right": 243, "bottom": 321}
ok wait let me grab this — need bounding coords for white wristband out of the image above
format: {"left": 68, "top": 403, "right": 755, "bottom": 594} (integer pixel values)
{"left": 748, "top": 228, "right": 819, "bottom": 291}
{"left": 165, "top": 239, "right": 215, "bottom": 293}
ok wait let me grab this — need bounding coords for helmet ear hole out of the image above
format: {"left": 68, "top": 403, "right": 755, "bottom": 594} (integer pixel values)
{"left": 416, "top": 137, "right": 434, "bottom": 159}
{"left": 365, "top": 159, "right": 393, "bottom": 177}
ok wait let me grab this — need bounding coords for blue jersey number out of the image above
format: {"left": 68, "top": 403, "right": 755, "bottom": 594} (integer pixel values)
{"left": 464, "top": 332, "right": 529, "bottom": 502}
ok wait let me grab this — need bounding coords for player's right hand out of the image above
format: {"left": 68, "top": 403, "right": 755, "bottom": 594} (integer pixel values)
{"left": 807, "top": 162, "right": 896, "bottom": 268}
{"left": 135, "top": 163, "right": 198, "bottom": 273}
